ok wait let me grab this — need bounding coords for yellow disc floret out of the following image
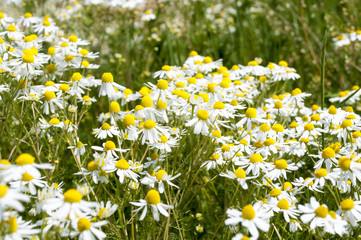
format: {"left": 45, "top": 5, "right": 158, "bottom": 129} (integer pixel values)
{"left": 64, "top": 189, "right": 82, "bottom": 203}
{"left": 145, "top": 189, "right": 161, "bottom": 205}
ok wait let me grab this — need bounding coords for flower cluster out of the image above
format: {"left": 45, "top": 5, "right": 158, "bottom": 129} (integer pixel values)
{"left": 2, "top": 8, "right": 361, "bottom": 240}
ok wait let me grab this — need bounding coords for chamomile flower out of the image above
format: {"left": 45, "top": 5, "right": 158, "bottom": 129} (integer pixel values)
{"left": 140, "top": 169, "right": 181, "bottom": 193}
{"left": 299, "top": 197, "right": 330, "bottom": 230}
{"left": 92, "top": 123, "right": 120, "bottom": 139}
{"left": 98, "top": 72, "right": 125, "bottom": 98}
{"left": 130, "top": 189, "right": 174, "bottom": 221}
{"left": 68, "top": 138, "right": 87, "bottom": 156}
{"left": 42, "top": 189, "right": 97, "bottom": 220}
{"left": 186, "top": 109, "right": 213, "bottom": 135}
{"left": 91, "top": 140, "right": 127, "bottom": 159}
{"left": 67, "top": 217, "right": 107, "bottom": 240}
{"left": 220, "top": 168, "right": 256, "bottom": 189}
{"left": 106, "top": 159, "right": 139, "bottom": 183}
{"left": 225, "top": 202, "right": 272, "bottom": 239}
{"left": 337, "top": 198, "right": 361, "bottom": 226}
{"left": 266, "top": 159, "right": 298, "bottom": 180}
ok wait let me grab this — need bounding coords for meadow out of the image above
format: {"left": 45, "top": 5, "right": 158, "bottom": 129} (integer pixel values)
{"left": 1, "top": 0, "right": 361, "bottom": 239}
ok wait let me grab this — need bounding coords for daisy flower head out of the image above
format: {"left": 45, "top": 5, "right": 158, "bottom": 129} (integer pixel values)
{"left": 220, "top": 168, "right": 256, "bottom": 189}
{"left": 201, "top": 153, "right": 226, "bottom": 170}
{"left": 66, "top": 217, "right": 107, "bottom": 240}
{"left": 338, "top": 198, "right": 361, "bottom": 227}
{"left": 42, "top": 188, "right": 97, "bottom": 220}
{"left": 299, "top": 197, "right": 330, "bottom": 230}
{"left": 130, "top": 189, "right": 174, "bottom": 221}
{"left": 225, "top": 201, "right": 272, "bottom": 239}
{"left": 186, "top": 109, "right": 213, "bottom": 135}
{"left": 68, "top": 138, "right": 87, "bottom": 156}
{"left": 139, "top": 119, "right": 165, "bottom": 145}
{"left": 96, "top": 201, "right": 118, "bottom": 219}
{"left": 0, "top": 184, "right": 30, "bottom": 219}
{"left": 10, "top": 171, "right": 46, "bottom": 195}
{"left": 92, "top": 122, "right": 120, "bottom": 139}
{"left": 106, "top": 158, "right": 139, "bottom": 183}
{"left": 98, "top": 72, "right": 125, "bottom": 99}
{"left": 91, "top": 140, "right": 127, "bottom": 159}
{"left": 8, "top": 153, "right": 53, "bottom": 182}
{"left": 41, "top": 90, "right": 63, "bottom": 115}
{"left": 1, "top": 215, "right": 40, "bottom": 239}
{"left": 236, "top": 107, "right": 261, "bottom": 132}
{"left": 266, "top": 159, "right": 298, "bottom": 180}
{"left": 154, "top": 65, "right": 180, "bottom": 79}
{"left": 140, "top": 169, "right": 181, "bottom": 193}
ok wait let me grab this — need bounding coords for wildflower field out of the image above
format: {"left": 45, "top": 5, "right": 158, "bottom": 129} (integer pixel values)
{"left": 2, "top": 0, "right": 361, "bottom": 239}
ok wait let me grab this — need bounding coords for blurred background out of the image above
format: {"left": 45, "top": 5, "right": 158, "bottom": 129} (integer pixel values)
{"left": 3, "top": 0, "right": 361, "bottom": 101}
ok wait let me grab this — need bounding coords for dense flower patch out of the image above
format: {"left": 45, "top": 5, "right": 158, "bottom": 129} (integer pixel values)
{"left": 1, "top": 10, "right": 361, "bottom": 240}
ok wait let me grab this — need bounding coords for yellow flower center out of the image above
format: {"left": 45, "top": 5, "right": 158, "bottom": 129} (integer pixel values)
{"left": 145, "top": 189, "right": 161, "bottom": 205}
{"left": 8, "top": 216, "right": 17, "bottom": 233}
{"left": 264, "top": 138, "right": 275, "bottom": 146}
{"left": 282, "top": 182, "right": 293, "bottom": 191}
{"left": 141, "top": 96, "right": 153, "bottom": 108}
{"left": 279, "top": 60, "right": 288, "bottom": 67}
{"left": 197, "top": 109, "right": 209, "bottom": 121}
{"left": 322, "top": 147, "right": 335, "bottom": 159}
{"left": 212, "top": 101, "right": 224, "bottom": 110}
{"left": 15, "top": 153, "right": 35, "bottom": 165}
{"left": 157, "top": 79, "right": 168, "bottom": 89}
{"left": 250, "top": 154, "right": 263, "bottom": 163}
{"left": 259, "top": 124, "right": 270, "bottom": 132}
{"left": 241, "top": 205, "right": 255, "bottom": 220}
{"left": 0, "top": 185, "right": 8, "bottom": 198}
{"left": 275, "top": 159, "right": 288, "bottom": 169}
{"left": 234, "top": 168, "right": 246, "bottom": 179}
{"left": 144, "top": 119, "right": 156, "bottom": 130}
{"left": 315, "top": 168, "right": 328, "bottom": 178}
{"left": 162, "top": 65, "right": 171, "bottom": 71}
{"left": 341, "top": 120, "right": 353, "bottom": 128}
{"left": 102, "top": 73, "right": 114, "bottom": 83}
{"left": 110, "top": 101, "right": 120, "bottom": 113}
{"left": 77, "top": 218, "right": 91, "bottom": 232}
{"left": 156, "top": 170, "right": 168, "bottom": 181}
{"left": 304, "top": 123, "right": 314, "bottom": 131}
{"left": 115, "top": 159, "right": 130, "bottom": 170}
{"left": 87, "top": 161, "right": 99, "bottom": 171}
{"left": 311, "top": 114, "right": 320, "bottom": 121}
{"left": 76, "top": 141, "right": 84, "bottom": 148}
{"left": 277, "top": 199, "right": 289, "bottom": 210}
{"left": 159, "top": 135, "right": 168, "bottom": 143}
{"left": 156, "top": 99, "right": 167, "bottom": 110}
{"left": 338, "top": 157, "right": 351, "bottom": 171}
{"left": 59, "top": 84, "right": 69, "bottom": 91}
{"left": 101, "top": 123, "right": 111, "bottom": 130}
{"left": 6, "top": 24, "right": 17, "bottom": 32}
{"left": 123, "top": 114, "right": 136, "bottom": 127}
{"left": 245, "top": 108, "right": 257, "bottom": 118}
{"left": 272, "top": 124, "right": 284, "bottom": 132}
{"left": 247, "top": 61, "right": 258, "bottom": 66}
{"left": 340, "top": 199, "right": 354, "bottom": 211}
{"left": 104, "top": 141, "right": 116, "bottom": 151}
{"left": 22, "top": 172, "right": 34, "bottom": 181}
{"left": 269, "top": 188, "right": 281, "bottom": 197}
{"left": 64, "top": 189, "right": 82, "bottom": 203}
{"left": 274, "top": 101, "right": 283, "bottom": 109}
{"left": 44, "top": 91, "right": 56, "bottom": 100}
{"left": 314, "top": 206, "right": 328, "bottom": 218}
{"left": 328, "top": 106, "right": 337, "bottom": 114}
{"left": 49, "top": 118, "right": 60, "bottom": 125}
{"left": 98, "top": 207, "right": 110, "bottom": 218}
{"left": 22, "top": 54, "right": 34, "bottom": 63}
